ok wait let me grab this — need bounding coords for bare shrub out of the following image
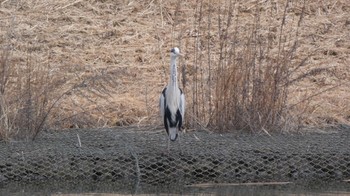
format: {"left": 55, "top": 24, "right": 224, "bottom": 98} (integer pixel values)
{"left": 186, "top": 0, "right": 323, "bottom": 132}
{"left": 0, "top": 22, "right": 118, "bottom": 141}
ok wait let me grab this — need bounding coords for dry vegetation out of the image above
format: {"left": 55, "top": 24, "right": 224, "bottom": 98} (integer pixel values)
{"left": 0, "top": 0, "right": 349, "bottom": 140}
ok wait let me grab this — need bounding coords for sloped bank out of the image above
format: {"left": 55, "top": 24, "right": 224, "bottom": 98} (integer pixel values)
{"left": 0, "top": 127, "right": 349, "bottom": 185}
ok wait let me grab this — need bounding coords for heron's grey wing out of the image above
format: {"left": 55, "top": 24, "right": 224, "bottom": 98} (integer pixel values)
{"left": 179, "top": 92, "right": 185, "bottom": 119}
{"left": 159, "top": 91, "right": 165, "bottom": 119}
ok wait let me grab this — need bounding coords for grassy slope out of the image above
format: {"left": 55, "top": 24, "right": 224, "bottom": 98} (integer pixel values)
{"left": 0, "top": 0, "right": 349, "bottom": 133}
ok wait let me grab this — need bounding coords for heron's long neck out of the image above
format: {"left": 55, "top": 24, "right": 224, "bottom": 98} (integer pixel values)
{"left": 167, "top": 56, "right": 180, "bottom": 118}
{"left": 169, "top": 56, "right": 178, "bottom": 89}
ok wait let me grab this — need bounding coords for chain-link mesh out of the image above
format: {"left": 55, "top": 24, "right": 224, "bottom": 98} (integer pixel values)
{"left": 0, "top": 127, "right": 349, "bottom": 186}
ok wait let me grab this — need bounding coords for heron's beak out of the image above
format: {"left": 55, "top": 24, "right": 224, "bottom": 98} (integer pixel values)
{"left": 178, "top": 53, "right": 184, "bottom": 57}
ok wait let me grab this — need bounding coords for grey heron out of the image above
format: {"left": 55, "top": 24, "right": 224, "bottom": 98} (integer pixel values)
{"left": 159, "top": 47, "right": 185, "bottom": 145}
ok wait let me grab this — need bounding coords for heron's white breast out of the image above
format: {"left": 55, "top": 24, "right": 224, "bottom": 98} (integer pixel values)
{"left": 165, "top": 86, "right": 181, "bottom": 121}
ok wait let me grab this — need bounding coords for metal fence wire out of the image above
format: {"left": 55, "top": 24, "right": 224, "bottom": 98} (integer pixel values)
{"left": 0, "top": 127, "right": 349, "bottom": 185}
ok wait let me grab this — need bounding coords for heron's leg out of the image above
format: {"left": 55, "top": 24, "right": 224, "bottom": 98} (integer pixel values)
{"left": 167, "top": 137, "right": 170, "bottom": 156}
{"left": 178, "top": 131, "right": 183, "bottom": 155}
{"left": 162, "top": 132, "right": 169, "bottom": 156}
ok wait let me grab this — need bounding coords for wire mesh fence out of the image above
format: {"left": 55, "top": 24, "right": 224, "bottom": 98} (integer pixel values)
{"left": 0, "top": 127, "right": 349, "bottom": 186}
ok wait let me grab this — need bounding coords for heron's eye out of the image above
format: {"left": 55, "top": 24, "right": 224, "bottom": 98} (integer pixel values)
{"left": 170, "top": 48, "right": 175, "bottom": 53}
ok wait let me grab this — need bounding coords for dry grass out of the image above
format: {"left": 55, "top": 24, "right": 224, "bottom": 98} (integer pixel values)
{"left": 0, "top": 0, "right": 349, "bottom": 139}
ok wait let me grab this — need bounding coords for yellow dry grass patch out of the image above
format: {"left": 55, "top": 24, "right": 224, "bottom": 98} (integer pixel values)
{"left": 0, "top": 0, "right": 349, "bottom": 135}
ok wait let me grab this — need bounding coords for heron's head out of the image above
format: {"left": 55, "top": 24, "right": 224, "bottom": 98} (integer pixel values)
{"left": 170, "top": 47, "right": 182, "bottom": 58}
